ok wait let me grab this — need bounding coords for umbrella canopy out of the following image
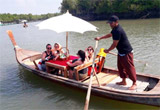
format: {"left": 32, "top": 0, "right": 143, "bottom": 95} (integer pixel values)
{"left": 36, "top": 11, "right": 97, "bottom": 33}
{"left": 36, "top": 11, "right": 98, "bottom": 55}
{"left": 21, "top": 20, "right": 27, "bottom": 23}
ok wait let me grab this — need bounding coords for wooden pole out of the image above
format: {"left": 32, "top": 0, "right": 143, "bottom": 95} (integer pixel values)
{"left": 66, "top": 32, "right": 68, "bottom": 51}
{"left": 93, "top": 67, "right": 100, "bottom": 87}
{"left": 84, "top": 41, "right": 98, "bottom": 110}
{"left": 108, "top": 51, "right": 148, "bottom": 66}
{"left": 66, "top": 32, "right": 69, "bottom": 57}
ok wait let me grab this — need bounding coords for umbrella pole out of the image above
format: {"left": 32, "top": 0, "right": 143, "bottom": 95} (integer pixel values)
{"left": 66, "top": 32, "right": 69, "bottom": 57}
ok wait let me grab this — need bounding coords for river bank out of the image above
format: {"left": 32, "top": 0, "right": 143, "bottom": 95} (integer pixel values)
{"left": 1, "top": 9, "right": 160, "bottom": 25}
{"left": 75, "top": 10, "right": 160, "bottom": 21}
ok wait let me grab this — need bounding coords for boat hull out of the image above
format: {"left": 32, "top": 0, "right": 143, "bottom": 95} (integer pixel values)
{"left": 6, "top": 30, "right": 160, "bottom": 107}
{"left": 21, "top": 62, "right": 160, "bottom": 107}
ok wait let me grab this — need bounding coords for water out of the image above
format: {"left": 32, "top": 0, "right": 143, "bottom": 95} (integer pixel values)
{"left": 0, "top": 19, "right": 160, "bottom": 110}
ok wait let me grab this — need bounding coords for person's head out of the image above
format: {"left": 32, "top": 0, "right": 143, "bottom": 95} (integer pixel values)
{"left": 87, "top": 46, "right": 94, "bottom": 54}
{"left": 46, "top": 44, "right": 52, "bottom": 51}
{"left": 77, "top": 50, "right": 85, "bottom": 62}
{"left": 107, "top": 15, "right": 119, "bottom": 29}
{"left": 54, "top": 43, "right": 60, "bottom": 50}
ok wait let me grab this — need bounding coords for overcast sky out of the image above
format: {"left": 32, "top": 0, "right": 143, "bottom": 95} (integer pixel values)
{"left": 0, "top": 0, "right": 63, "bottom": 15}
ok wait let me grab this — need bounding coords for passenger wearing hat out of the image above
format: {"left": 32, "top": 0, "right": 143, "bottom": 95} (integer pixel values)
{"left": 95, "top": 15, "right": 137, "bottom": 90}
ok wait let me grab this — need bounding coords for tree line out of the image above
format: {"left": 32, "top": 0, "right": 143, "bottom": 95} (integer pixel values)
{"left": 0, "top": 0, "right": 160, "bottom": 23}
{"left": 60, "top": 0, "right": 160, "bottom": 20}
{"left": 0, "top": 13, "right": 60, "bottom": 24}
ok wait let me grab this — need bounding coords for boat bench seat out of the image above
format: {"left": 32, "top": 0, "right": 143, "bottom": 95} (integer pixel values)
{"left": 31, "top": 54, "right": 42, "bottom": 69}
{"left": 23, "top": 54, "right": 42, "bottom": 69}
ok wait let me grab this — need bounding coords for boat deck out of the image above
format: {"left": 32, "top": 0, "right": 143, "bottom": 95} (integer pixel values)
{"left": 23, "top": 60, "right": 150, "bottom": 93}
{"left": 83, "top": 72, "right": 149, "bottom": 93}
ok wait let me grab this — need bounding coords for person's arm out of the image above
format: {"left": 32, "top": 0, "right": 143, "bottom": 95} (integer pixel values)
{"left": 85, "top": 48, "right": 89, "bottom": 62}
{"left": 51, "top": 50, "right": 59, "bottom": 60}
{"left": 90, "top": 54, "right": 94, "bottom": 61}
{"left": 53, "top": 54, "right": 59, "bottom": 60}
{"left": 67, "top": 60, "right": 81, "bottom": 67}
{"left": 59, "top": 47, "right": 64, "bottom": 54}
{"left": 42, "top": 52, "right": 46, "bottom": 61}
{"left": 95, "top": 33, "right": 112, "bottom": 41}
{"left": 104, "top": 40, "right": 119, "bottom": 53}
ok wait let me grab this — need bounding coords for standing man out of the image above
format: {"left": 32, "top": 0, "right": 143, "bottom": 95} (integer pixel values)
{"left": 95, "top": 15, "right": 137, "bottom": 90}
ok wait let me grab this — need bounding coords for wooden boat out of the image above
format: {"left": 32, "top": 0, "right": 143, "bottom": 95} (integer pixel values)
{"left": 7, "top": 30, "right": 160, "bottom": 107}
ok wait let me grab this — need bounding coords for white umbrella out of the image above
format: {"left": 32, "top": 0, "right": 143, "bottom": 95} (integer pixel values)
{"left": 21, "top": 20, "right": 27, "bottom": 23}
{"left": 36, "top": 11, "right": 98, "bottom": 51}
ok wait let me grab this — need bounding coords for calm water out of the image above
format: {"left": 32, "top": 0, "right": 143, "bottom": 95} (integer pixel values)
{"left": 0, "top": 19, "right": 160, "bottom": 110}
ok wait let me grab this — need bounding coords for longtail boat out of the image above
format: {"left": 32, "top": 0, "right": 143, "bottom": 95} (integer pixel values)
{"left": 7, "top": 30, "right": 160, "bottom": 107}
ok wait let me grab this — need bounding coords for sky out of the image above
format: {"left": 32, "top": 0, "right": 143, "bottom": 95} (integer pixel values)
{"left": 0, "top": 0, "right": 63, "bottom": 15}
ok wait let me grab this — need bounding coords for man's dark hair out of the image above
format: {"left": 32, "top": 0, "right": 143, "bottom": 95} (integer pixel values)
{"left": 107, "top": 15, "right": 119, "bottom": 23}
{"left": 46, "top": 44, "right": 51, "bottom": 48}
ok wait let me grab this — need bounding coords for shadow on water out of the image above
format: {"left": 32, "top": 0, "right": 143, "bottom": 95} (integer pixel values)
{"left": 18, "top": 66, "right": 159, "bottom": 110}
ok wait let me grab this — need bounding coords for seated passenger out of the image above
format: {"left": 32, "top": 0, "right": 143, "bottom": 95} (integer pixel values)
{"left": 85, "top": 46, "right": 94, "bottom": 62}
{"left": 67, "top": 50, "right": 87, "bottom": 80}
{"left": 85, "top": 46, "right": 97, "bottom": 76}
{"left": 52, "top": 43, "right": 64, "bottom": 60}
{"left": 38, "top": 44, "right": 55, "bottom": 71}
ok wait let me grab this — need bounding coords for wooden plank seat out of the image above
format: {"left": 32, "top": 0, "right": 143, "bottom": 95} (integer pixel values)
{"left": 83, "top": 72, "right": 118, "bottom": 85}
{"left": 22, "top": 54, "right": 42, "bottom": 69}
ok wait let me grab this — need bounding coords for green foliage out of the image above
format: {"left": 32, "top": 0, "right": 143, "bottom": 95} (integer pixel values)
{"left": 60, "top": 0, "right": 160, "bottom": 18}
{"left": 95, "top": 1, "right": 110, "bottom": 14}
{"left": 1, "top": 0, "right": 159, "bottom": 23}
{"left": 61, "top": 0, "right": 78, "bottom": 14}
{"left": 0, "top": 13, "right": 60, "bottom": 23}
{"left": 129, "top": 0, "right": 158, "bottom": 12}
